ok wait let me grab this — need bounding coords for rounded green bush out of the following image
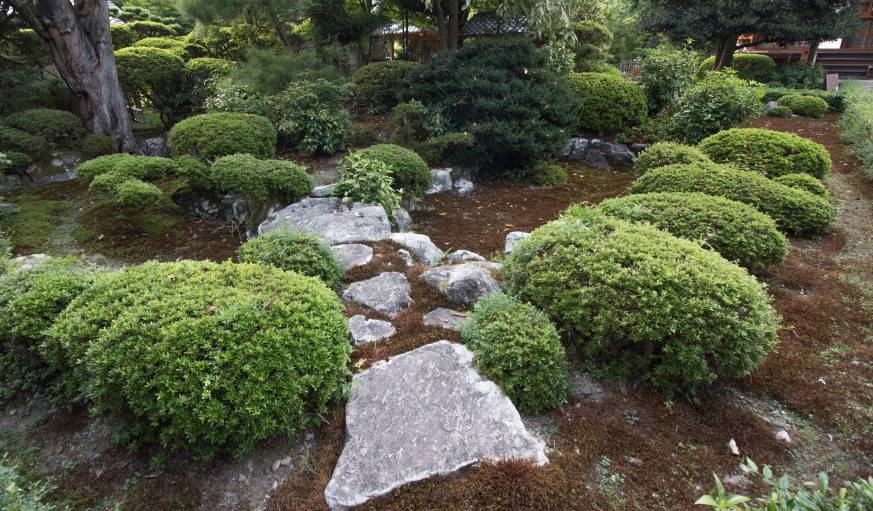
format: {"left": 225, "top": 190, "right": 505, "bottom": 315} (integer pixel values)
{"left": 461, "top": 293, "right": 570, "bottom": 414}
{"left": 531, "top": 163, "right": 568, "bottom": 186}
{"left": 47, "top": 260, "right": 350, "bottom": 458}
{"left": 633, "top": 142, "right": 712, "bottom": 176}
{"left": 185, "top": 57, "right": 233, "bottom": 82}
{"left": 132, "top": 36, "right": 187, "bottom": 58}
{"left": 81, "top": 134, "right": 115, "bottom": 157}
{"left": 593, "top": 192, "right": 788, "bottom": 269}
{"left": 76, "top": 153, "right": 177, "bottom": 182}
{"left": 0, "top": 126, "right": 51, "bottom": 160}
{"left": 110, "top": 23, "right": 138, "bottom": 49}
{"left": 767, "top": 105, "right": 793, "bottom": 118}
{"left": 351, "top": 61, "right": 421, "bottom": 113}
{"left": 773, "top": 173, "right": 829, "bottom": 199}
{"left": 128, "top": 20, "right": 176, "bottom": 38}
{"left": 262, "top": 159, "right": 312, "bottom": 203}
{"left": 174, "top": 154, "right": 210, "bottom": 189}
{"left": 503, "top": 209, "right": 779, "bottom": 397}
{"left": 567, "top": 72, "right": 648, "bottom": 134}
{"left": 0, "top": 151, "right": 32, "bottom": 171}
{"left": 89, "top": 170, "right": 132, "bottom": 195}
{"left": 698, "top": 128, "right": 832, "bottom": 179}
{"left": 3, "top": 108, "right": 84, "bottom": 146}
{"left": 351, "top": 144, "right": 430, "bottom": 201}
{"left": 114, "top": 179, "right": 163, "bottom": 208}
{"left": 169, "top": 113, "right": 277, "bottom": 162}
{"left": 209, "top": 154, "right": 311, "bottom": 202}
{"left": 630, "top": 162, "right": 836, "bottom": 236}
{"left": 698, "top": 54, "right": 776, "bottom": 82}
{"left": 778, "top": 94, "right": 828, "bottom": 119}
{"left": 238, "top": 230, "right": 343, "bottom": 290}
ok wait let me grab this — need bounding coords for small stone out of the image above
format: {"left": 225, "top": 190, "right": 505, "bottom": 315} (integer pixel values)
{"left": 311, "top": 183, "right": 336, "bottom": 198}
{"left": 426, "top": 169, "right": 453, "bottom": 194}
{"left": 775, "top": 430, "right": 791, "bottom": 443}
{"left": 271, "top": 459, "right": 283, "bottom": 472}
{"left": 630, "top": 143, "right": 650, "bottom": 154}
{"left": 332, "top": 244, "right": 374, "bottom": 271}
{"left": 348, "top": 315, "right": 396, "bottom": 346}
{"left": 423, "top": 308, "right": 469, "bottom": 331}
{"left": 389, "top": 233, "right": 444, "bottom": 266}
{"left": 397, "top": 249, "right": 414, "bottom": 267}
{"left": 723, "top": 474, "right": 752, "bottom": 487}
{"left": 392, "top": 207, "right": 412, "bottom": 232}
{"left": 764, "top": 100, "right": 779, "bottom": 112}
{"left": 590, "top": 138, "right": 603, "bottom": 149}
{"left": 504, "top": 231, "right": 530, "bottom": 254}
{"left": 238, "top": 474, "right": 248, "bottom": 484}
{"left": 627, "top": 457, "right": 643, "bottom": 467}
{"left": 728, "top": 438, "right": 740, "bottom": 456}
{"left": 445, "top": 250, "right": 485, "bottom": 263}
{"left": 454, "top": 178, "right": 475, "bottom": 195}
{"left": 343, "top": 272, "right": 412, "bottom": 318}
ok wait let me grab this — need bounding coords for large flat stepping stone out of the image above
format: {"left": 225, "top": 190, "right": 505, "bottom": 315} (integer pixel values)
{"left": 421, "top": 262, "right": 502, "bottom": 307}
{"left": 389, "top": 233, "right": 443, "bottom": 266}
{"left": 332, "top": 244, "right": 373, "bottom": 271}
{"left": 324, "top": 341, "right": 547, "bottom": 510}
{"left": 258, "top": 198, "right": 391, "bottom": 245}
{"left": 342, "top": 272, "right": 412, "bottom": 318}
{"left": 423, "top": 308, "right": 469, "bottom": 331}
{"left": 348, "top": 315, "right": 395, "bottom": 346}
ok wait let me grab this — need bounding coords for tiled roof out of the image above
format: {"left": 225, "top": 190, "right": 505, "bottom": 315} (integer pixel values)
{"left": 461, "top": 12, "right": 526, "bottom": 36}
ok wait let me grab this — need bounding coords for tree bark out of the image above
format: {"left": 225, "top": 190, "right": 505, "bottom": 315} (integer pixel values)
{"left": 11, "top": 0, "right": 138, "bottom": 152}
{"left": 808, "top": 40, "right": 820, "bottom": 64}
{"left": 433, "top": 0, "right": 448, "bottom": 50}
{"left": 448, "top": 0, "right": 459, "bottom": 51}
{"left": 713, "top": 34, "right": 738, "bottom": 70}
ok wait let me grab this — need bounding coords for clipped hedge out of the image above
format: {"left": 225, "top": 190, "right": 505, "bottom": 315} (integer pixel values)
{"left": 762, "top": 88, "right": 844, "bottom": 112}
{"left": 698, "top": 128, "right": 832, "bottom": 179}
{"left": 209, "top": 154, "right": 311, "bottom": 202}
{"left": 698, "top": 53, "right": 776, "bottom": 82}
{"left": 77, "top": 153, "right": 177, "bottom": 182}
{"left": 767, "top": 105, "right": 793, "bottom": 118}
{"left": 778, "top": 94, "right": 828, "bottom": 119}
{"left": 461, "top": 293, "right": 570, "bottom": 414}
{"left": 630, "top": 162, "right": 835, "bottom": 236}
{"left": 80, "top": 134, "right": 114, "bottom": 157}
{"left": 169, "top": 113, "right": 277, "bottom": 161}
{"left": 131, "top": 36, "right": 188, "bottom": 58}
{"left": 351, "top": 144, "right": 430, "bottom": 201}
{"left": 567, "top": 72, "right": 648, "bottom": 134}
{"left": 0, "top": 126, "right": 51, "bottom": 160}
{"left": 46, "top": 260, "right": 350, "bottom": 458}
{"left": 3, "top": 108, "right": 84, "bottom": 147}
{"left": 773, "top": 173, "right": 829, "bottom": 199}
{"left": 351, "top": 61, "right": 421, "bottom": 113}
{"left": 504, "top": 209, "right": 779, "bottom": 397}
{"left": 593, "top": 193, "right": 787, "bottom": 269}
{"left": 633, "top": 142, "right": 712, "bottom": 176}
{"left": 238, "top": 230, "right": 343, "bottom": 290}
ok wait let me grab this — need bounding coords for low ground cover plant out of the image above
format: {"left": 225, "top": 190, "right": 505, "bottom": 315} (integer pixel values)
{"left": 630, "top": 162, "right": 835, "bottom": 236}
{"left": 773, "top": 173, "right": 829, "bottom": 198}
{"left": 350, "top": 144, "right": 430, "bottom": 202}
{"left": 633, "top": 142, "right": 712, "bottom": 175}
{"left": 237, "top": 230, "right": 343, "bottom": 290}
{"left": 698, "top": 54, "right": 776, "bottom": 82}
{"left": 698, "top": 128, "right": 832, "bottom": 179}
{"left": 461, "top": 293, "right": 571, "bottom": 414}
{"left": 503, "top": 209, "right": 779, "bottom": 398}
{"left": 777, "top": 93, "right": 829, "bottom": 119}
{"left": 567, "top": 72, "right": 648, "bottom": 134}
{"left": 169, "top": 112, "right": 277, "bottom": 161}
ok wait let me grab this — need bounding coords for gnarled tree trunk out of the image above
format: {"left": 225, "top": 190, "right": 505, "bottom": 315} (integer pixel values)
{"left": 11, "top": 0, "right": 138, "bottom": 152}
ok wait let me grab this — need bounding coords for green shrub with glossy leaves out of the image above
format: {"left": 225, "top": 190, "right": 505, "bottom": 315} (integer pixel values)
{"left": 3, "top": 108, "right": 84, "bottom": 147}
{"left": 773, "top": 173, "right": 828, "bottom": 199}
{"left": 698, "top": 54, "right": 776, "bottom": 82}
{"left": 698, "top": 128, "right": 832, "bottom": 179}
{"left": 630, "top": 162, "right": 836, "bottom": 236}
{"left": 593, "top": 193, "right": 787, "bottom": 269}
{"left": 777, "top": 94, "right": 828, "bottom": 119}
{"left": 0, "top": 126, "right": 51, "bottom": 160}
{"left": 504, "top": 209, "right": 779, "bottom": 398}
{"left": 352, "top": 61, "right": 421, "bottom": 113}
{"left": 567, "top": 72, "right": 648, "bottom": 134}
{"left": 238, "top": 230, "right": 343, "bottom": 290}
{"left": 351, "top": 144, "right": 430, "bottom": 201}
{"left": 461, "top": 293, "right": 571, "bottom": 414}
{"left": 669, "top": 70, "right": 759, "bottom": 144}
{"left": 169, "top": 113, "right": 277, "bottom": 161}
{"left": 633, "top": 142, "right": 712, "bottom": 175}
{"left": 334, "top": 154, "right": 401, "bottom": 217}
{"left": 47, "top": 260, "right": 350, "bottom": 458}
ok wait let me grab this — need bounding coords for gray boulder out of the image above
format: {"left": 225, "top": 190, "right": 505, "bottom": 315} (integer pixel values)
{"left": 392, "top": 207, "right": 412, "bottom": 232}
{"left": 389, "top": 233, "right": 443, "bottom": 266}
{"left": 311, "top": 183, "right": 336, "bottom": 198}
{"left": 764, "top": 100, "right": 780, "bottom": 112}
{"left": 422, "top": 308, "right": 470, "bottom": 331}
{"left": 630, "top": 143, "right": 651, "bottom": 154}
{"left": 421, "top": 262, "right": 501, "bottom": 307}
{"left": 454, "top": 178, "right": 475, "bottom": 195}
{"left": 602, "top": 143, "right": 635, "bottom": 166}
{"left": 141, "top": 136, "right": 170, "bottom": 158}
{"left": 348, "top": 315, "right": 396, "bottom": 346}
{"left": 397, "top": 249, "right": 414, "bottom": 267}
{"left": 342, "top": 272, "right": 412, "bottom": 318}
{"left": 561, "top": 137, "right": 590, "bottom": 161}
{"left": 332, "top": 244, "right": 373, "bottom": 271}
{"left": 323, "top": 341, "right": 547, "bottom": 510}
{"left": 445, "top": 250, "right": 485, "bottom": 263}
{"left": 426, "top": 169, "right": 453, "bottom": 194}
{"left": 585, "top": 149, "right": 612, "bottom": 171}
{"left": 504, "top": 231, "right": 530, "bottom": 254}
{"left": 258, "top": 198, "right": 391, "bottom": 246}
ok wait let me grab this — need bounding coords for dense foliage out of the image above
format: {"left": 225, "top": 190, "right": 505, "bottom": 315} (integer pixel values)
{"left": 773, "top": 173, "right": 829, "bottom": 199}
{"left": 504, "top": 209, "right": 779, "bottom": 398}
{"left": 531, "top": 163, "right": 568, "bottom": 186}
{"left": 633, "top": 142, "right": 712, "bottom": 176}
{"left": 838, "top": 82, "right": 873, "bottom": 180}
{"left": 567, "top": 72, "right": 648, "bottom": 134}
{"left": 698, "top": 54, "right": 776, "bottom": 82}
{"left": 169, "top": 112, "right": 277, "bottom": 161}
{"left": 767, "top": 105, "right": 793, "bottom": 118}
{"left": 770, "top": 62, "right": 826, "bottom": 89}
{"left": 238, "top": 230, "right": 343, "bottom": 290}
{"left": 630, "top": 163, "right": 836, "bottom": 236}
{"left": 638, "top": 44, "right": 699, "bottom": 114}
{"left": 668, "top": 71, "right": 759, "bottom": 144}
{"left": 350, "top": 144, "right": 430, "bottom": 201}
{"left": 778, "top": 94, "right": 829, "bottom": 119}
{"left": 351, "top": 61, "right": 421, "bottom": 113}
{"left": 0, "top": 126, "right": 51, "bottom": 160}
{"left": 761, "top": 88, "right": 844, "bottom": 112}
{"left": 208, "top": 154, "right": 311, "bottom": 202}
{"left": 698, "top": 128, "right": 832, "bottom": 179}
{"left": 80, "top": 134, "right": 115, "bottom": 158}
{"left": 333, "top": 154, "right": 401, "bottom": 217}
{"left": 461, "top": 293, "right": 570, "bottom": 414}
{"left": 2, "top": 109, "right": 84, "bottom": 147}
{"left": 0, "top": 68, "right": 76, "bottom": 116}
{"left": 114, "top": 46, "right": 191, "bottom": 126}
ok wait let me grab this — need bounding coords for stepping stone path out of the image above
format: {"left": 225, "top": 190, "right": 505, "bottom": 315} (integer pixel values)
{"left": 348, "top": 315, "right": 396, "bottom": 346}
{"left": 331, "top": 244, "right": 373, "bottom": 271}
{"left": 422, "top": 308, "right": 469, "bottom": 331}
{"left": 342, "top": 272, "right": 412, "bottom": 318}
{"left": 421, "top": 262, "right": 502, "bottom": 307}
{"left": 258, "top": 198, "right": 391, "bottom": 245}
{"left": 389, "top": 233, "right": 444, "bottom": 266}
{"left": 323, "top": 341, "right": 547, "bottom": 510}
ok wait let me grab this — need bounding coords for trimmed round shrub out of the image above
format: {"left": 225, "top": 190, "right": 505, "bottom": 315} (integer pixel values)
{"left": 3, "top": 108, "right": 84, "bottom": 146}
{"left": 633, "top": 142, "right": 712, "bottom": 176}
{"left": 0, "top": 126, "right": 51, "bottom": 159}
{"left": 46, "top": 260, "right": 350, "bottom": 458}
{"left": 698, "top": 54, "right": 776, "bottom": 82}
{"left": 89, "top": 170, "right": 133, "bottom": 195}
{"left": 208, "top": 154, "right": 311, "bottom": 202}
{"left": 169, "top": 113, "right": 277, "bottom": 162}
{"left": 110, "top": 23, "right": 138, "bottom": 49}
{"left": 698, "top": 128, "right": 832, "bottom": 179}
{"left": 334, "top": 154, "right": 401, "bottom": 217}
{"left": 531, "top": 163, "right": 568, "bottom": 186}
{"left": 503, "top": 209, "right": 779, "bottom": 397}
{"left": 114, "top": 45, "right": 190, "bottom": 126}
{"left": 262, "top": 159, "right": 312, "bottom": 203}
{"left": 567, "top": 72, "right": 647, "bottom": 134}
{"left": 630, "top": 162, "right": 836, "bottom": 236}
{"left": 132, "top": 36, "right": 187, "bottom": 58}
{"left": 774, "top": 173, "right": 829, "bottom": 199}
{"left": 128, "top": 20, "right": 176, "bottom": 39}
{"left": 114, "top": 179, "right": 163, "bottom": 208}
{"left": 461, "top": 293, "right": 570, "bottom": 414}
{"left": 238, "top": 230, "right": 343, "bottom": 290}
{"left": 80, "top": 134, "right": 115, "bottom": 157}
{"left": 174, "top": 154, "right": 210, "bottom": 189}
{"left": 351, "top": 144, "right": 430, "bottom": 201}
{"left": 777, "top": 94, "right": 828, "bottom": 119}
{"left": 761, "top": 88, "right": 844, "bottom": 112}
{"left": 352, "top": 61, "right": 421, "bottom": 113}
{"left": 767, "top": 105, "right": 793, "bottom": 118}
{"left": 593, "top": 193, "right": 788, "bottom": 269}
{"left": 77, "top": 153, "right": 177, "bottom": 182}
{"left": 185, "top": 57, "right": 233, "bottom": 82}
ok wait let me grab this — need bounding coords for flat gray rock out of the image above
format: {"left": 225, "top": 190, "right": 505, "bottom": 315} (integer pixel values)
{"left": 389, "top": 233, "right": 443, "bottom": 266}
{"left": 348, "top": 315, "right": 396, "bottom": 346}
{"left": 392, "top": 207, "right": 412, "bottom": 232}
{"left": 258, "top": 198, "right": 391, "bottom": 245}
{"left": 342, "top": 272, "right": 412, "bottom": 318}
{"left": 421, "top": 262, "right": 501, "bottom": 308}
{"left": 445, "top": 250, "right": 485, "bottom": 263}
{"left": 332, "top": 244, "right": 373, "bottom": 271}
{"left": 422, "top": 308, "right": 469, "bottom": 331}
{"left": 602, "top": 143, "right": 635, "bottom": 166}
{"left": 426, "top": 168, "right": 453, "bottom": 194}
{"left": 561, "top": 137, "right": 590, "bottom": 161}
{"left": 324, "top": 341, "right": 547, "bottom": 510}
{"left": 311, "top": 183, "right": 336, "bottom": 198}
{"left": 504, "top": 231, "right": 530, "bottom": 254}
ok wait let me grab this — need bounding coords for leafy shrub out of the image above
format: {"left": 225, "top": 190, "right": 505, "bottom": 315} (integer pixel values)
{"left": 0, "top": 151, "right": 32, "bottom": 173}
{"left": 388, "top": 100, "right": 430, "bottom": 146}
{"left": 173, "top": 155, "right": 210, "bottom": 189}
{"left": 698, "top": 54, "right": 776, "bottom": 82}
{"left": 403, "top": 37, "right": 575, "bottom": 177}
{"left": 838, "top": 82, "right": 873, "bottom": 179}
{"left": 3, "top": 109, "right": 84, "bottom": 147}
{"left": 351, "top": 60, "right": 421, "bottom": 113}
{"left": 531, "top": 163, "right": 568, "bottom": 186}
{"left": 630, "top": 163, "right": 836, "bottom": 236}
{"left": 115, "top": 46, "right": 191, "bottom": 126}
{"left": 334, "top": 154, "right": 401, "bottom": 217}
{"left": 461, "top": 293, "right": 570, "bottom": 414}
{"left": 638, "top": 43, "right": 700, "bottom": 114}
{"left": 777, "top": 93, "right": 829, "bottom": 119}
{"left": 633, "top": 142, "right": 711, "bottom": 175}
{"left": 567, "top": 72, "right": 647, "bottom": 135}
{"left": 761, "top": 88, "right": 844, "bottom": 112}
{"left": 238, "top": 230, "right": 343, "bottom": 289}
{"left": 770, "top": 62, "right": 826, "bottom": 89}
{"left": 0, "top": 67, "right": 76, "bottom": 116}
{"left": 261, "top": 159, "right": 313, "bottom": 203}
{"left": 267, "top": 79, "right": 350, "bottom": 155}
{"left": 351, "top": 144, "right": 430, "bottom": 201}
{"left": 114, "top": 179, "right": 164, "bottom": 209}
{"left": 767, "top": 105, "right": 793, "bottom": 118}
{"left": 418, "top": 132, "right": 476, "bottom": 166}
{"left": 169, "top": 113, "right": 277, "bottom": 161}
{"left": 698, "top": 128, "right": 832, "bottom": 179}
{"left": 541, "top": 39, "right": 575, "bottom": 76}
{"left": 571, "top": 20, "right": 613, "bottom": 71}
{"left": 233, "top": 46, "right": 346, "bottom": 96}
{"left": 132, "top": 36, "right": 188, "bottom": 58}
{"left": 208, "top": 154, "right": 311, "bottom": 202}
{"left": 48, "top": 260, "right": 350, "bottom": 458}
{"left": 773, "top": 173, "right": 829, "bottom": 198}
{"left": 594, "top": 193, "right": 787, "bottom": 269}
{"left": 80, "top": 134, "right": 114, "bottom": 157}
{"left": 503, "top": 209, "right": 779, "bottom": 398}
{"left": 110, "top": 24, "right": 139, "bottom": 49}
{"left": 77, "top": 153, "right": 177, "bottom": 182}
{"left": 128, "top": 20, "right": 176, "bottom": 39}
{"left": 669, "top": 70, "right": 759, "bottom": 144}
{"left": 0, "top": 126, "right": 51, "bottom": 160}
{"left": 186, "top": 57, "right": 233, "bottom": 82}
